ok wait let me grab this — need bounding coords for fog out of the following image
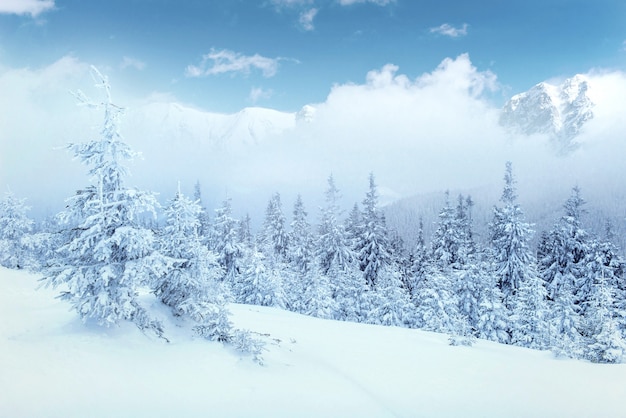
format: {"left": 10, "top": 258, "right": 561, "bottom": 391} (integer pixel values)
{"left": 1, "top": 54, "right": 625, "bottom": 227}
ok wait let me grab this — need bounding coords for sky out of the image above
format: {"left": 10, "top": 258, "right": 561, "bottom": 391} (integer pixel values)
{"left": 1, "top": 0, "right": 626, "bottom": 222}
{"left": 1, "top": 0, "right": 625, "bottom": 112}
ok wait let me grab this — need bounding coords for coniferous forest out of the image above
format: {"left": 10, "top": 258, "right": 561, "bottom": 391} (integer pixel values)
{"left": 2, "top": 68, "right": 625, "bottom": 364}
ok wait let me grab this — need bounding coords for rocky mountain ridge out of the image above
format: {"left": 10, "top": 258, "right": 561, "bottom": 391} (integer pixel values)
{"left": 499, "top": 75, "right": 594, "bottom": 150}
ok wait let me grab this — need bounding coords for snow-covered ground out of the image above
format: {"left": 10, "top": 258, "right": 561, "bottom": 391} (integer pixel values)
{"left": 2, "top": 267, "right": 626, "bottom": 418}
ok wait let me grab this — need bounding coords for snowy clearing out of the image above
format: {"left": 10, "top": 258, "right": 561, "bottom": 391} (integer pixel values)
{"left": 1, "top": 267, "right": 625, "bottom": 418}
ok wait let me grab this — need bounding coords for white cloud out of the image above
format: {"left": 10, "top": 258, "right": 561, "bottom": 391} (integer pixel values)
{"left": 270, "top": 0, "right": 314, "bottom": 8}
{"left": 430, "top": 23, "right": 469, "bottom": 38}
{"left": 0, "top": 0, "right": 54, "bottom": 17}
{"left": 0, "top": 56, "right": 91, "bottom": 211}
{"left": 185, "top": 49, "right": 280, "bottom": 78}
{"left": 248, "top": 87, "right": 273, "bottom": 103}
{"left": 338, "top": 0, "right": 394, "bottom": 6}
{"left": 299, "top": 8, "right": 318, "bottom": 31}
{"left": 3, "top": 54, "right": 626, "bottom": 227}
{"left": 120, "top": 56, "right": 146, "bottom": 71}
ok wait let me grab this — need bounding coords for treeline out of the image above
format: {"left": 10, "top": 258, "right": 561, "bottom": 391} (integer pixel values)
{"left": 1, "top": 68, "right": 624, "bottom": 363}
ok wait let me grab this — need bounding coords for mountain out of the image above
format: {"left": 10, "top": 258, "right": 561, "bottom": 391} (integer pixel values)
{"left": 384, "top": 184, "right": 626, "bottom": 256}
{"left": 499, "top": 75, "right": 594, "bottom": 150}
{"left": 124, "top": 102, "right": 298, "bottom": 151}
{"left": 3, "top": 267, "right": 626, "bottom": 417}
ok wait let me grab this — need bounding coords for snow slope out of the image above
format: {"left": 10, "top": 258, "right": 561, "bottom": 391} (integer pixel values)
{"left": 124, "top": 102, "right": 296, "bottom": 151}
{"left": 2, "top": 267, "right": 626, "bottom": 417}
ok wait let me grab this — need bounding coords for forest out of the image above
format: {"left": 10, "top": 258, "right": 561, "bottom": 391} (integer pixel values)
{"left": 1, "top": 68, "right": 624, "bottom": 364}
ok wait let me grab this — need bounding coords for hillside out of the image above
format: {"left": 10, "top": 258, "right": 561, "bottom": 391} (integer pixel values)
{"left": 2, "top": 267, "right": 626, "bottom": 417}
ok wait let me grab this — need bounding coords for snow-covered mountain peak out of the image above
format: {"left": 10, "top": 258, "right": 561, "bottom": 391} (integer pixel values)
{"left": 500, "top": 75, "right": 594, "bottom": 151}
{"left": 124, "top": 101, "right": 297, "bottom": 151}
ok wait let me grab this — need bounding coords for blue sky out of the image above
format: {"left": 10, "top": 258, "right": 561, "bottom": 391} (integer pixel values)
{"left": 1, "top": 0, "right": 625, "bottom": 112}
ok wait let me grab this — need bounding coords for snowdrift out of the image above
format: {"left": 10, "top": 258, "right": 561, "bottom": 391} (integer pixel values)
{"left": 1, "top": 267, "right": 626, "bottom": 417}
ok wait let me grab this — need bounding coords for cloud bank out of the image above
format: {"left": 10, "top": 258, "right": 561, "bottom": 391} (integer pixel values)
{"left": 186, "top": 49, "right": 281, "bottom": 78}
{"left": 299, "top": 8, "right": 318, "bottom": 31}
{"left": 430, "top": 23, "right": 469, "bottom": 38}
{"left": 338, "top": 0, "right": 395, "bottom": 6}
{"left": 1, "top": 54, "right": 626, "bottom": 222}
{"left": 0, "top": 0, "right": 54, "bottom": 17}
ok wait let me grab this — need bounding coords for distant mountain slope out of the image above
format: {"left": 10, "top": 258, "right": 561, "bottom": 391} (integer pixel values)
{"left": 124, "top": 102, "right": 298, "bottom": 151}
{"left": 384, "top": 185, "right": 626, "bottom": 255}
{"left": 500, "top": 75, "right": 594, "bottom": 151}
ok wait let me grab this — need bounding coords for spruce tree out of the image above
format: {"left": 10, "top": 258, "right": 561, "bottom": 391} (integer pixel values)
{"left": 259, "top": 193, "right": 289, "bottom": 264}
{"left": 454, "top": 194, "right": 476, "bottom": 265}
{"left": 289, "top": 194, "right": 315, "bottom": 275}
{"left": 431, "top": 191, "right": 462, "bottom": 271}
{"left": 331, "top": 264, "right": 369, "bottom": 323}
{"left": 368, "top": 267, "right": 414, "bottom": 327}
{"left": 285, "top": 195, "right": 322, "bottom": 313}
{"left": 193, "top": 180, "right": 212, "bottom": 240}
{"left": 539, "top": 186, "right": 589, "bottom": 301}
{"left": 213, "top": 198, "right": 242, "bottom": 283}
{"left": 582, "top": 266, "right": 625, "bottom": 363}
{"left": 300, "top": 270, "right": 334, "bottom": 319}
{"left": 344, "top": 203, "right": 362, "bottom": 251}
{"left": 236, "top": 250, "right": 286, "bottom": 308}
{"left": 237, "top": 213, "right": 254, "bottom": 250}
{"left": 476, "top": 280, "right": 510, "bottom": 344}
{"left": 157, "top": 186, "right": 232, "bottom": 341}
{"left": 455, "top": 262, "right": 484, "bottom": 335}
{"left": 489, "top": 162, "right": 537, "bottom": 307}
{"left": 408, "top": 217, "right": 429, "bottom": 300}
{"left": 355, "top": 173, "right": 390, "bottom": 288}
{"left": 317, "top": 175, "right": 353, "bottom": 275}
{"left": 42, "top": 67, "right": 168, "bottom": 336}
{"left": 549, "top": 280, "right": 583, "bottom": 358}
{"left": 509, "top": 263, "right": 550, "bottom": 349}
{"left": 413, "top": 265, "right": 461, "bottom": 333}
{"left": 0, "top": 190, "right": 34, "bottom": 269}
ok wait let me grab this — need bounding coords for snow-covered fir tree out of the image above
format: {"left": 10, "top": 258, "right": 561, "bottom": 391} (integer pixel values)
{"left": 300, "top": 269, "right": 334, "bottom": 319}
{"left": 549, "top": 280, "right": 583, "bottom": 359}
{"left": 509, "top": 263, "right": 550, "bottom": 349}
{"left": 489, "top": 162, "right": 538, "bottom": 308}
{"left": 344, "top": 202, "right": 362, "bottom": 251}
{"left": 27, "top": 215, "right": 64, "bottom": 272}
{"left": 476, "top": 283, "right": 510, "bottom": 344}
{"left": 355, "top": 173, "right": 391, "bottom": 288}
{"left": 0, "top": 190, "right": 34, "bottom": 269}
{"left": 42, "top": 67, "right": 167, "bottom": 336}
{"left": 236, "top": 250, "right": 286, "bottom": 308}
{"left": 317, "top": 175, "right": 354, "bottom": 275}
{"left": 284, "top": 195, "right": 323, "bottom": 314}
{"left": 455, "top": 261, "right": 485, "bottom": 335}
{"left": 157, "top": 186, "right": 232, "bottom": 341}
{"left": 259, "top": 193, "right": 289, "bottom": 264}
{"left": 288, "top": 194, "right": 315, "bottom": 275}
{"left": 193, "top": 180, "right": 212, "bottom": 240}
{"left": 581, "top": 261, "right": 626, "bottom": 363}
{"left": 389, "top": 229, "right": 413, "bottom": 294}
{"left": 407, "top": 217, "right": 429, "bottom": 300}
{"left": 330, "top": 264, "right": 369, "bottom": 323}
{"left": 578, "top": 238, "right": 624, "bottom": 320}
{"left": 212, "top": 198, "right": 242, "bottom": 283}
{"left": 454, "top": 193, "right": 476, "bottom": 265}
{"left": 367, "top": 267, "right": 414, "bottom": 327}
{"left": 539, "top": 186, "right": 589, "bottom": 302}
{"left": 431, "top": 191, "right": 463, "bottom": 271}
{"left": 413, "top": 265, "right": 462, "bottom": 333}
{"left": 237, "top": 213, "right": 254, "bottom": 250}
